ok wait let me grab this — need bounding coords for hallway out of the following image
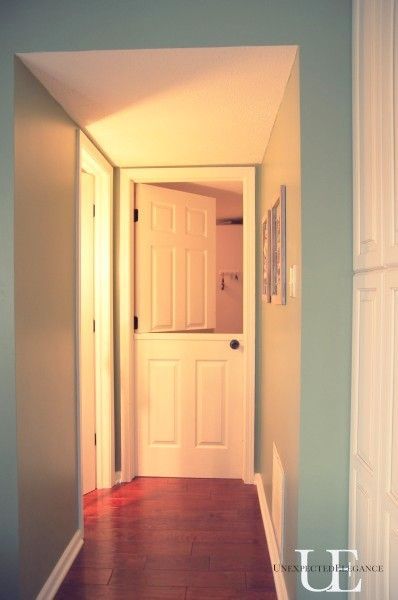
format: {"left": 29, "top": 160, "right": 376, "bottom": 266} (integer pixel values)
{"left": 56, "top": 478, "right": 276, "bottom": 599}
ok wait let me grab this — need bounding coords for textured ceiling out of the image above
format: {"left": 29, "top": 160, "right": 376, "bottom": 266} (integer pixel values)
{"left": 155, "top": 182, "right": 243, "bottom": 219}
{"left": 20, "top": 46, "right": 297, "bottom": 167}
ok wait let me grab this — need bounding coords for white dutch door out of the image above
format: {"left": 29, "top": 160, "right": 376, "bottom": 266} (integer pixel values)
{"left": 134, "top": 184, "right": 244, "bottom": 478}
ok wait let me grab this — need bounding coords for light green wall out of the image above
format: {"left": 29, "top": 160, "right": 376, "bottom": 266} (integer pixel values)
{"left": 296, "top": 12, "right": 352, "bottom": 598}
{"left": 0, "top": 1, "right": 351, "bottom": 596}
{"left": 14, "top": 60, "right": 79, "bottom": 600}
{"left": 258, "top": 54, "right": 301, "bottom": 599}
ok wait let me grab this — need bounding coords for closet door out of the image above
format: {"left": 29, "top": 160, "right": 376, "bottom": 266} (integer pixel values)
{"left": 349, "top": 271, "right": 383, "bottom": 598}
{"left": 382, "top": 0, "right": 398, "bottom": 266}
{"left": 379, "top": 269, "right": 398, "bottom": 599}
{"left": 353, "top": 0, "right": 383, "bottom": 271}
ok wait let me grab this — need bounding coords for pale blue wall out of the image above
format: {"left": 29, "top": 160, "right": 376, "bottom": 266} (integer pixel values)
{"left": 0, "top": 1, "right": 351, "bottom": 597}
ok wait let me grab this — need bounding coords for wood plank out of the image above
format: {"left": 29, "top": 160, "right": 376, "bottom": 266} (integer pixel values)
{"left": 146, "top": 555, "right": 209, "bottom": 570}
{"left": 246, "top": 570, "right": 276, "bottom": 591}
{"left": 192, "top": 542, "right": 268, "bottom": 558}
{"left": 110, "top": 569, "right": 245, "bottom": 589}
{"left": 56, "top": 584, "right": 186, "bottom": 599}
{"left": 186, "top": 589, "right": 277, "bottom": 600}
{"left": 63, "top": 567, "right": 112, "bottom": 585}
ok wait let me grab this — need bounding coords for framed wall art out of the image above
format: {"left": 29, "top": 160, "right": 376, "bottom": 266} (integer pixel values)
{"left": 262, "top": 210, "right": 272, "bottom": 302}
{"left": 271, "top": 185, "right": 286, "bottom": 305}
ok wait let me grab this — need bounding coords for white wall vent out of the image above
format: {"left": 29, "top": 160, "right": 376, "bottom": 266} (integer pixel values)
{"left": 272, "top": 443, "right": 285, "bottom": 560}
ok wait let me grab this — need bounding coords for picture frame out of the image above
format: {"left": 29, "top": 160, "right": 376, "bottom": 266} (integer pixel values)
{"left": 262, "top": 210, "right": 272, "bottom": 302}
{"left": 271, "top": 185, "right": 286, "bottom": 305}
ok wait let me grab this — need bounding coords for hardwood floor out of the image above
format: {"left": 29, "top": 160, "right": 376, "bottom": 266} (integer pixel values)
{"left": 56, "top": 478, "right": 276, "bottom": 599}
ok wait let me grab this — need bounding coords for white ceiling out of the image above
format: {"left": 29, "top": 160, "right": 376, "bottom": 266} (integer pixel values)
{"left": 19, "top": 46, "right": 297, "bottom": 167}
{"left": 157, "top": 180, "right": 242, "bottom": 195}
{"left": 185, "top": 180, "right": 243, "bottom": 195}
{"left": 155, "top": 182, "right": 243, "bottom": 219}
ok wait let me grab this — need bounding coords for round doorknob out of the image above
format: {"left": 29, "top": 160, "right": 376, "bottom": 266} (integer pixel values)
{"left": 230, "top": 339, "right": 240, "bottom": 350}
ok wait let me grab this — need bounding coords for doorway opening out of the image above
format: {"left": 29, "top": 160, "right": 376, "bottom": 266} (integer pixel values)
{"left": 117, "top": 166, "right": 255, "bottom": 483}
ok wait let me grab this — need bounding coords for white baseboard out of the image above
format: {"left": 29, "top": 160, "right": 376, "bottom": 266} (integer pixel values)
{"left": 115, "top": 470, "right": 122, "bottom": 485}
{"left": 255, "top": 473, "right": 289, "bottom": 600}
{"left": 36, "top": 530, "right": 83, "bottom": 600}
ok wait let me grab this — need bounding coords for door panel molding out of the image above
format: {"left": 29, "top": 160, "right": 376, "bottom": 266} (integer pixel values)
{"left": 118, "top": 166, "right": 255, "bottom": 483}
{"left": 148, "top": 359, "right": 180, "bottom": 446}
{"left": 195, "top": 360, "right": 227, "bottom": 447}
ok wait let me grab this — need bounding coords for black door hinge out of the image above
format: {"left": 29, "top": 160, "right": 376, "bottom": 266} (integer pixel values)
{"left": 134, "top": 315, "right": 138, "bottom": 330}
{"left": 93, "top": 319, "right": 96, "bottom": 333}
{"left": 134, "top": 208, "right": 139, "bottom": 222}
{"left": 94, "top": 433, "right": 97, "bottom": 446}
{"left": 93, "top": 204, "right": 96, "bottom": 217}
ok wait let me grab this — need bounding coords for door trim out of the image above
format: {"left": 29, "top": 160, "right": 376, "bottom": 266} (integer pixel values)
{"left": 117, "top": 166, "right": 255, "bottom": 483}
{"left": 77, "top": 132, "right": 115, "bottom": 499}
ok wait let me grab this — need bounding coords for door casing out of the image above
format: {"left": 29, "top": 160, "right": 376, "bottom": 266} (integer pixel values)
{"left": 117, "top": 166, "right": 256, "bottom": 484}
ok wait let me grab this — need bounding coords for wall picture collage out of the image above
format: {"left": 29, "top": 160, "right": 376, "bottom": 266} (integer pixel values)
{"left": 262, "top": 185, "right": 286, "bottom": 305}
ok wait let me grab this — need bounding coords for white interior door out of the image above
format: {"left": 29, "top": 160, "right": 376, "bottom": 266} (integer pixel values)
{"left": 349, "top": 271, "right": 382, "bottom": 598}
{"left": 134, "top": 184, "right": 244, "bottom": 478}
{"left": 380, "top": 269, "right": 398, "bottom": 598}
{"left": 135, "top": 184, "right": 216, "bottom": 332}
{"left": 135, "top": 335, "right": 243, "bottom": 478}
{"left": 80, "top": 170, "right": 96, "bottom": 495}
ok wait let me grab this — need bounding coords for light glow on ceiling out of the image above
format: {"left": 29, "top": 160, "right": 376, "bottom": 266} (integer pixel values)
{"left": 19, "top": 46, "right": 298, "bottom": 167}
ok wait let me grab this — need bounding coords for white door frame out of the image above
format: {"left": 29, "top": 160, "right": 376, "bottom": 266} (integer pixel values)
{"left": 117, "top": 166, "right": 256, "bottom": 484}
{"left": 77, "top": 132, "right": 115, "bottom": 507}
